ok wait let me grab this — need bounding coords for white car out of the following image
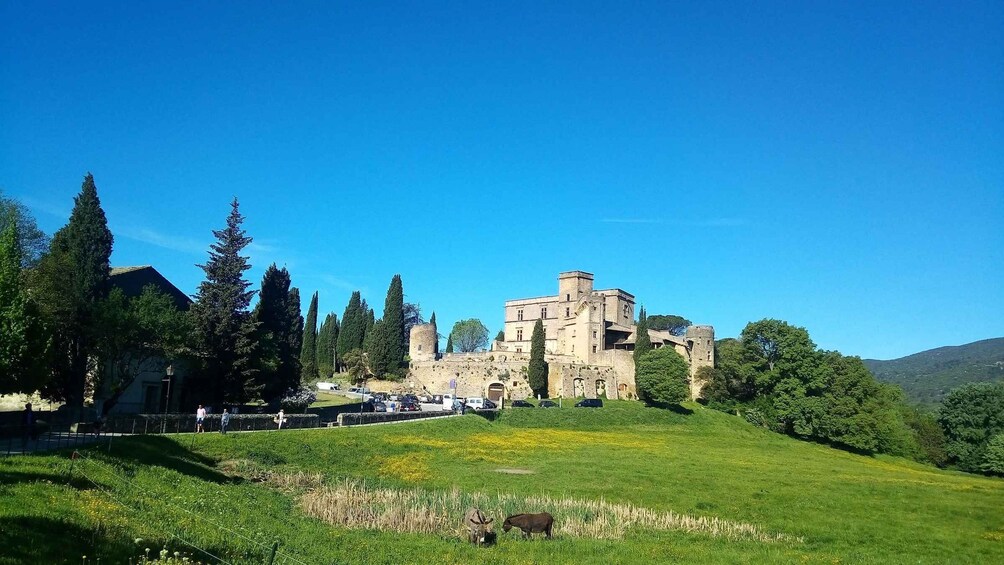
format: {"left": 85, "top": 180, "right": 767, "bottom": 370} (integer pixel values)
{"left": 465, "top": 397, "right": 486, "bottom": 410}
{"left": 316, "top": 382, "right": 340, "bottom": 391}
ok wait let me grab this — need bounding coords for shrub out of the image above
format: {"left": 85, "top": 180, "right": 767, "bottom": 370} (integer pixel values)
{"left": 635, "top": 347, "right": 690, "bottom": 406}
{"left": 280, "top": 387, "right": 318, "bottom": 412}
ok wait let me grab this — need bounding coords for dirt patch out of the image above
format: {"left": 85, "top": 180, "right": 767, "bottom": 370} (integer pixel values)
{"left": 494, "top": 467, "right": 535, "bottom": 474}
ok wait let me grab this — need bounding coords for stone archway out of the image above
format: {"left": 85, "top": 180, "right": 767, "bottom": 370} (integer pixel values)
{"left": 573, "top": 378, "right": 584, "bottom": 397}
{"left": 595, "top": 379, "right": 606, "bottom": 399}
{"left": 617, "top": 383, "right": 628, "bottom": 399}
{"left": 487, "top": 382, "right": 505, "bottom": 403}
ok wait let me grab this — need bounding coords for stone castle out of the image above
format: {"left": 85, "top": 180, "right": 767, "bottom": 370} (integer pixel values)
{"left": 407, "top": 271, "right": 714, "bottom": 403}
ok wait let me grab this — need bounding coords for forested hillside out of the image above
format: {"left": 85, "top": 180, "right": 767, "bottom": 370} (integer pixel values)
{"left": 865, "top": 338, "right": 1004, "bottom": 405}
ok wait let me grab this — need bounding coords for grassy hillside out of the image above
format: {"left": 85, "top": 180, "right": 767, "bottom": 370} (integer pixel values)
{"left": 2, "top": 402, "right": 1002, "bottom": 564}
{"left": 865, "top": 337, "right": 1004, "bottom": 406}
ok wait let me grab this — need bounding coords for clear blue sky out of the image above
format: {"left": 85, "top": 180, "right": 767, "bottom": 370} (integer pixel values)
{"left": 2, "top": 1, "right": 1001, "bottom": 360}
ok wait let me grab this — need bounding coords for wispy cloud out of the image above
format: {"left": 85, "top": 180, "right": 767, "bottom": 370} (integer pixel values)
{"left": 685, "top": 218, "right": 747, "bottom": 228}
{"left": 600, "top": 218, "right": 662, "bottom": 224}
{"left": 116, "top": 226, "right": 207, "bottom": 255}
{"left": 18, "top": 196, "right": 70, "bottom": 220}
{"left": 321, "top": 274, "right": 364, "bottom": 293}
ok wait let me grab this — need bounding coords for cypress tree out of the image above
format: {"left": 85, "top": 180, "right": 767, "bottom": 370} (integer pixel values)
{"left": 336, "top": 291, "right": 365, "bottom": 363}
{"left": 61, "top": 174, "right": 114, "bottom": 408}
{"left": 252, "top": 264, "right": 302, "bottom": 403}
{"left": 300, "top": 292, "right": 319, "bottom": 382}
{"left": 528, "top": 319, "right": 548, "bottom": 398}
{"left": 191, "top": 198, "right": 259, "bottom": 405}
{"left": 317, "top": 313, "right": 338, "bottom": 377}
{"left": 369, "top": 275, "right": 405, "bottom": 378}
{"left": 634, "top": 306, "right": 652, "bottom": 364}
{"left": 445, "top": 333, "right": 454, "bottom": 354}
{"left": 430, "top": 312, "right": 438, "bottom": 354}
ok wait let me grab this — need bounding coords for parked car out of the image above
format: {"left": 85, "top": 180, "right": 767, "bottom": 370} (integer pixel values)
{"left": 575, "top": 398, "right": 603, "bottom": 408}
{"left": 539, "top": 400, "right": 558, "bottom": 408}
{"left": 510, "top": 399, "right": 533, "bottom": 408}
{"left": 372, "top": 401, "right": 388, "bottom": 412}
{"left": 371, "top": 392, "right": 389, "bottom": 403}
{"left": 316, "top": 382, "right": 340, "bottom": 391}
{"left": 402, "top": 394, "right": 419, "bottom": 404}
{"left": 431, "top": 394, "right": 444, "bottom": 405}
{"left": 399, "top": 401, "right": 421, "bottom": 412}
{"left": 466, "top": 397, "right": 486, "bottom": 410}
{"left": 482, "top": 398, "right": 497, "bottom": 409}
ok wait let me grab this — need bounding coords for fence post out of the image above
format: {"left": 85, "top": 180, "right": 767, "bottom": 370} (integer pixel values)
{"left": 266, "top": 540, "right": 279, "bottom": 565}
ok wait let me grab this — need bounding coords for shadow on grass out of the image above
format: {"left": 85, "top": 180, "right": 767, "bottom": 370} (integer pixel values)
{"left": 643, "top": 402, "right": 694, "bottom": 415}
{"left": 91, "top": 435, "right": 235, "bottom": 484}
{"left": 0, "top": 469, "right": 95, "bottom": 491}
{"left": 0, "top": 516, "right": 138, "bottom": 563}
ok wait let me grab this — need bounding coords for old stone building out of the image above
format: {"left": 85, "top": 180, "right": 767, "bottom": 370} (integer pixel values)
{"left": 408, "top": 271, "right": 714, "bottom": 402}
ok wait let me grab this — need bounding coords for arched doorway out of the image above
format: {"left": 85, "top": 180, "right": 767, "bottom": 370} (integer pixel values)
{"left": 595, "top": 379, "right": 607, "bottom": 399}
{"left": 617, "top": 383, "right": 628, "bottom": 399}
{"left": 487, "top": 382, "right": 505, "bottom": 403}
{"left": 573, "top": 378, "right": 584, "bottom": 397}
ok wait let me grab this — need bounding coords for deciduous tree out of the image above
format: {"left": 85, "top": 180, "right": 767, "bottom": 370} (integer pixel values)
{"left": 448, "top": 319, "right": 489, "bottom": 352}
{"left": 0, "top": 222, "right": 50, "bottom": 395}
{"left": 939, "top": 382, "right": 1004, "bottom": 473}
{"left": 646, "top": 314, "right": 691, "bottom": 336}
{"left": 635, "top": 347, "right": 690, "bottom": 405}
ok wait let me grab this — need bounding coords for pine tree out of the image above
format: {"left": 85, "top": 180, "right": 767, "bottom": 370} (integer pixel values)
{"left": 528, "top": 319, "right": 548, "bottom": 398}
{"left": 445, "top": 333, "right": 454, "bottom": 353}
{"left": 300, "top": 291, "right": 319, "bottom": 382}
{"left": 0, "top": 222, "right": 50, "bottom": 395}
{"left": 253, "top": 265, "right": 302, "bottom": 404}
{"left": 58, "top": 174, "right": 114, "bottom": 408}
{"left": 191, "top": 198, "right": 259, "bottom": 405}
{"left": 633, "top": 306, "right": 652, "bottom": 364}
{"left": 336, "top": 292, "right": 365, "bottom": 365}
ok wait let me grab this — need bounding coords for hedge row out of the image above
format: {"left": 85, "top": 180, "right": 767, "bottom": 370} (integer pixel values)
{"left": 336, "top": 410, "right": 455, "bottom": 426}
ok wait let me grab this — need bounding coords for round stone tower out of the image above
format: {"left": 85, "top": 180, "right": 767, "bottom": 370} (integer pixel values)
{"left": 685, "top": 325, "right": 715, "bottom": 399}
{"left": 410, "top": 322, "right": 438, "bottom": 362}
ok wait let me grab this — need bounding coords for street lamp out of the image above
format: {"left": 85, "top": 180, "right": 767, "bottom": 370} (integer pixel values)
{"left": 162, "top": 364, "right": 174, "bottom": 434}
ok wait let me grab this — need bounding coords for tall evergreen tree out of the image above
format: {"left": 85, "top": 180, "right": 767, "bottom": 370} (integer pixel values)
{"left": 429, "top": 312, "right": 438, "bottom": 354}
{"left": 528, "top": 319, "right": 548, "bottom": 398}
{"left": 52, "top": 174, "right": 114, "bottom": 408}
{"left": 317, "top": 313, "right": 338, "bottom": 377}
{"left": 633, "top": 306, "right": 652, "bottom": 364}
{"left": 300, "top": 291, "right": 319, "bottom": 382}
{"left": 0, "top": 222, "right": 50, "bottom": 395}
{"left": 253, "top": 264, "right": 302, "bottom": 404}
{"left": 191, "top": 198, "right": 259, "bottom": 405}
{"left": 445, "top": 333, "right": 454, "bottom": 353}
{"left": 369, "top": 275, "right": 405, "bottom": 378}
{"left": 336, "top": 291, "right": 365, "bottom": 365}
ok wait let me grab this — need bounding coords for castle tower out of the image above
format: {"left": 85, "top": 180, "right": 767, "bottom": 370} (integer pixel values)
{"left": 685, "top": 325, "right": 715, "bottom": 399}
{"left": 409, "top": 322, "right": 438, "bottom": 362}
{"left": 558, "top": 271, "right": 594, "bottom": 320}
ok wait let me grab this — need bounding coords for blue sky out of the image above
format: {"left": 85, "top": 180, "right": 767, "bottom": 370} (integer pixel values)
{"left": 2, "top": 1, "right": 1001, "bottom": 360}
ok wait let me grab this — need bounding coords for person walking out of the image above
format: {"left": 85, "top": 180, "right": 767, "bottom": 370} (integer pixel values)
{"left": 21, "top": 403, "right": 34, "bottom": 449}
{"left": 275, "top": 409, "right": 285, "bottom": 430}
{"left": 220, "top": 409, "right": 230, "bottom": 435}
{"left": 196, "top": 405, "right": 206, "bottom": 433}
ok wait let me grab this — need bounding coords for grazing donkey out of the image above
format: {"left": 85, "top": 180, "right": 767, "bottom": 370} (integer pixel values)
{"left": 464, "top": 508, "right": 496, "bottom": 545}
{"left": 502, "top": 512, "right": 554, "bottom": 539}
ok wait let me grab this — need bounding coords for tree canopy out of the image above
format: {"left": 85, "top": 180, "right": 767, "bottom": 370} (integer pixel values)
{"left": 253, "top": 265, "right": 302, "bottom": 405}
{"left": 300, "top": 291, "right": 319, "bottom": 382}
{"left": 0, "top": 221, "right": 50, "bottom": 395}
{"left": 635, "top": 347, "right": 690, "bottom": 405}
{"left": 448, "top": 319, "right": 489, "bottom": 352}
{"left": 646, "top": 314, "right": 691, "bottom": 336}
{"left": 939, "top": 382, "right": 1004, "bottom": 473}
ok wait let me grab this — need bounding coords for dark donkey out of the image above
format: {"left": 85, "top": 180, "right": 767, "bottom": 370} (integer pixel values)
{"left": 502, "top": 512, "right": 554, "bottom": 539}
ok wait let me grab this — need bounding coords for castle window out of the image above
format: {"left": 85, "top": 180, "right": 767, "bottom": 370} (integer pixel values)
{"left": 565, "top": 307, "right": 570, "bottom": 317}
{"left": 592, "top": 331, "right": 597, "bottom": 339}
{"left": 566, "top": 293, "right": 570, "bottom": 301}
{"left": 708, "top": 351, "right": 712, "bottom": 361}
{"left": 541, "top": 307, "right": 547, "bottom": 319}
{"left": 517, "top": 309, "right": 523, "bottom": 321}
{"left": 592, "top": 345, "right": 597, "bottom": 353}
{"left": 516, "top": 348, "right": 522, "bottom": 353}
{"left": 623, "top": 305, "right": 629, "bottom": 318}
{"left": 417, "top": 345, "right": 422, "bottom": 351}
{"left": 517, "top": 329, "right": 523, "bottom": 341}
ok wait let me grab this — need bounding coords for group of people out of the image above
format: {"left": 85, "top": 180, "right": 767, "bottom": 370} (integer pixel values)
{"left": 195, "top": 405, "right": 286, "bottom": 434}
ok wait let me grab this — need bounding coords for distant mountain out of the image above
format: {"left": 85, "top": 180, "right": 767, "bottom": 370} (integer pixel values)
{"left": 864, "top": 338, "right": 1004, "bottom": 406}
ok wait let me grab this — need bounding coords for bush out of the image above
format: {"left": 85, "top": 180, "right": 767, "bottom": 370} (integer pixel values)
{"left": 280, "top": 387, "right": 317, "bottom": 412}
{"left": 103, "top": 413, "right": 320, "bottom": 433}
{"left": 981, "top": 434, "right": 1004, "bottom": 476}
{"left": 635, "top": 347, "right": 690, "bottom": 406}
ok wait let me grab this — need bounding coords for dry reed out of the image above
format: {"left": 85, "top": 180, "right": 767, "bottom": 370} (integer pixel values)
{"left": 299, "top": 479, "right": 802, "bottom": 544}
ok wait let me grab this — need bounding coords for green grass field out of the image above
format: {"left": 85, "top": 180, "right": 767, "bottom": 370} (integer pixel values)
{"left": 309, "top": 391, "right": 356, "bottom": 408}
{"left": 1, "top": 401, "right": 1001, "bottom": 564}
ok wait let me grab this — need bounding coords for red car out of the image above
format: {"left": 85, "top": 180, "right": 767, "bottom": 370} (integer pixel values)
{"left": 399, "top": 401, "right": 421, "bottom": 412}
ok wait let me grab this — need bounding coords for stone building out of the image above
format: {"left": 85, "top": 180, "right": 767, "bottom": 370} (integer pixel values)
{"left": 407, "top": 271, "right": 714, "bottom": 402}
